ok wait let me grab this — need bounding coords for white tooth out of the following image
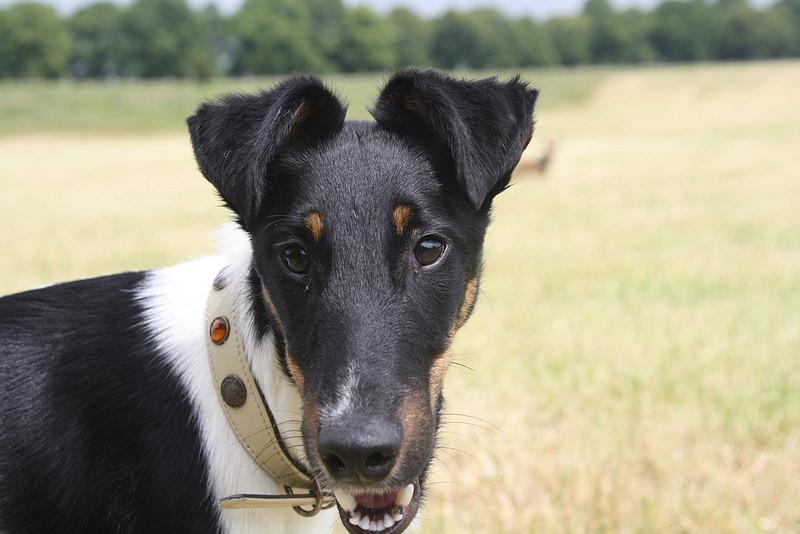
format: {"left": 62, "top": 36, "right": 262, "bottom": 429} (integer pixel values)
{"left": 359, "top": 516, "right": 371, "bottom": 530}
{"left": 349, "top": 513, "right": 361, "bottom": 526}
{"left": 383, "top": 513, "right": 395, "bottom": 528}
{"left": 334, "top": 489, "right": 357, "bottom": 513}
{"left": 370, "top": 520, "right": 378, "bottom": 531}
{"left": 393, "top": 511, "right": 403, "bottom": 522}
{"left": 395, "top": 483, "right": 414, "bottom": 507}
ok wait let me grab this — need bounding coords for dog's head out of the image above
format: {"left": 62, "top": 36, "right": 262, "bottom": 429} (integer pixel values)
{"left": 188, "top": 69, "right": 537, "bottom": 534}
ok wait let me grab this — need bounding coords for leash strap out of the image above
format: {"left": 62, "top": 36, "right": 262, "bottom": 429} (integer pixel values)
{"left": 205, "top": 274, "right": 334, "bottom": 512}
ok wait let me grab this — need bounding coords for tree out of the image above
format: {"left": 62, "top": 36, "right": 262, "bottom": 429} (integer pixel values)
{"left": 649, "top": 0, "right": 720, "bottom": 61}
{"left": 334, "top": 6, "right": 395, "bottom": 72}
{"left": 465, "top": 8, "right": 520, "bottom": 68}
{"left": 778, "top": 0, "right": 800, "bottom": 18}
{"left": 307, "top": 0, "right": 346, "bottom": 69}
{"left": 199, "top": 5, "right": 242, "bottom": 75}
{"left": 616, "top": 9, "right": 658, "bottom": 63}
{"left": 511, "top": 17, "right": 560, "bottom": 67}
{"left": 0, "top": 3, "right": 72, "bottom": 78}
{"left": 430, "top": 9, "right": 518, "bottom": 69}
{"left": 716, "top": 3, "right": 799, "bottom": 59}
{"left": 430, "top": 11, "right": 481, "bottom": 69}
{"left": 116, "top": 0, "right": 214, "bottom": 78}
{"left": 388, "top": 7, "right": 431, "bottom": 68}
{"left": 545, "top": 16, "right": 592, "bottom": 66}
{"left": 584, "top": 0, "right": 636, "bottom": 63}
{"left": 228, "top": 0, "right": 325, "bottom": 74}
{"left": 773, "top": 1, "right": 800, "bottom": 55}
{"left": 69, "top": 3, "right": 122, "bottom": 78}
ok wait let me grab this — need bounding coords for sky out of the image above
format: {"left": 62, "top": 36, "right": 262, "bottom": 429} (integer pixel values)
{"left": 0, "top": 0, "right": 779, "bottom": 18}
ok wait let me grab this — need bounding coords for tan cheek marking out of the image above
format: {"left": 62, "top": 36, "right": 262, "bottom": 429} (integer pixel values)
{"left": 399, "top": 389, "right": 434, "bottom": 466}
{"left": 262, "top": 285, "right": 304, "bottom": 391}
{"left": 304, "top": 211, "right": 324, "bottom": 242}
{"left": 454, "top": 277, "right": 479, "bottom": 332}
{"left": 428, "top": 344, "right": 453, "bottom": 413}
{"left": 393, "top": 204, "right": 413, "bottom": 235}
{"left": 302, "top": 391, "right": 320, "bottom": 461}
{"left": 261, "top": 286, "right": 285, "bottom": 335}
{"left": 286, "top": 350, "right": 305, "bottom": 394}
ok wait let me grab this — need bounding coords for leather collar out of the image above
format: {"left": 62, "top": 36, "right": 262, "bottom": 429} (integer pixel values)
{"left": 206, "top": 273, "right": 334, "bottom": 514}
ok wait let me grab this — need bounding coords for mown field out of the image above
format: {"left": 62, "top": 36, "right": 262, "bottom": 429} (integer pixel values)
{"left": 1, "top": 61, "right": 799, "bottom": 533}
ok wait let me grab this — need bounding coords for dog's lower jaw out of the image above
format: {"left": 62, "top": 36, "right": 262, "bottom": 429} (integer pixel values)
{"left": 333, "top": 479, "right": 422, "bottom": 534}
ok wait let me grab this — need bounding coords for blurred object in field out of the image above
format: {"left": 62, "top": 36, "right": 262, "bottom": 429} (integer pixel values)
{"left": 515, "top": 140, "right": 555, "bottom": 177}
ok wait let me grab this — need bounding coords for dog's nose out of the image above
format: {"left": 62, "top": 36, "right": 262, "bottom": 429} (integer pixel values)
{"left": 317, "top": 419, "right": 402, "bottom": 483}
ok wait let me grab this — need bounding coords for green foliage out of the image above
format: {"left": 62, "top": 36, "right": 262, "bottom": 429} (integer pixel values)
{"left": 334, "top": 6, "right": 395, "bottom": 72}
{"left": 69, "top": 3, "right": 122, "bottom": 78}
{"left": 430, "top": 11, "right": 482, "bottom": 69}
{"left": 510, "top": 18, "right": 560, "bottom": 67}
{"left": 779, "top": 0, "right": 800, "bottom": 18}
{"left": 546, "top": 17, "right": 592, "bottom": 67}
{"left": 616, "top": 9, "right": 658, "bottom": 63}
{"left": 0, "top": 3, "right": 72, "bottom": 78}
{"left": 307, "top": 0, "right": 346, "bottom": 67}
{"left": 650, "top": 0, "right": 720, "bottom": 61}
{"left": 717, "top": 4, "right": 800, "bottom": 59}
{"left": 585, "top": 0, "right": 652, "bottom": 63}
{"left": 228, "top": 0, "right": 326, "bottom": 74}
{"left": 388, "top": 8, "right": 431, "bottom": 68}
{"left": 0, "top": 0, "right": 799, "bottom": 79}
{"left": 773, "top": 1, "right": 800, "bottom": 55}
{"left": 115, "top": 0, "right": 215, "bottom": 78}
{"left": 430, "top": 9, "right": 520, "bottom": 69}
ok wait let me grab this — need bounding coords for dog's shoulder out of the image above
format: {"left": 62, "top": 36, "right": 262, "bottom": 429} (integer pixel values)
{"left": 0, "top": 271, "right": 148, "bottom": 363}
{"left": 0, "top": 266, "right": 224, "bottom": 532}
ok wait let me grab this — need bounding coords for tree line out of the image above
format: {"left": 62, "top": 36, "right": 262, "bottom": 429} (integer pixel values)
{"left": 1, "top": 0, "right": 799, "bottom": 79}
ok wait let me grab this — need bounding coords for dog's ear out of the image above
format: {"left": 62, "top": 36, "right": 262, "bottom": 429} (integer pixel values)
{"left": 187, "top": 76, "right": 346, "bottom": 229}
{"left": 372, "top": 68, "right": 538, "bottom": 210}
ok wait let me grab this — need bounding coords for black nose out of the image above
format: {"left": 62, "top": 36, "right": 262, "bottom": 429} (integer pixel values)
{"left": 317, "top": 418, "right": 402, "bottom": 484}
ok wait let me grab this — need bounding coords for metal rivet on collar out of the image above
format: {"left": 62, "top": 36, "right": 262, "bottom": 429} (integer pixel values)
{"left": 221, "top": 375, "right": 247, "bottom": 408}
{"left": 213, "top": 272, "right": 227, "bottom": 291}
{"left": 210, "top": 316, "right": 230, "bottom": 345}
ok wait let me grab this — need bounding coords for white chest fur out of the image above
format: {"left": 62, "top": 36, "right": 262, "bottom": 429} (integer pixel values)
{"left": 137, "top": 232, "right": 337, "bottom": 534}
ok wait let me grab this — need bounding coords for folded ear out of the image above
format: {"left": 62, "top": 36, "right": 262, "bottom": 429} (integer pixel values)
{"left": 187, "top": 76, "right": 346, "bottom": 230}
{"left": 371, "top": 68, "right": 538, "bottom": 210}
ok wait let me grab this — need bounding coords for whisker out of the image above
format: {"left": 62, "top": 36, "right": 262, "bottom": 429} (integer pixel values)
{"left": 436, "top": 448, "right": 476, "bottom": 474}
{"left": 450, "top": 359, "right": 476, "bottom": 373}
{"left": 440, "top": 412, "right": 504, "bottom": 436}
{"left": 426, "top": 480, "right": 467, "bottom": 489}
{"left": 430, "top": 455, "right": 456, "bottom": 474}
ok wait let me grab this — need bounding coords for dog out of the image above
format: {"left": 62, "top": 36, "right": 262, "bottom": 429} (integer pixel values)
{"left": 0, "top": 68, "right": 537, "bottom": 534}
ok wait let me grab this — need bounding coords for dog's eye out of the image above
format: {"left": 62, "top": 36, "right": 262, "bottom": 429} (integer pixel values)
{"left": 280, "top": 245, "right": 310, "bottom": 274}
{"left": 413, "top": 237, "right": 446, "bottom": 267}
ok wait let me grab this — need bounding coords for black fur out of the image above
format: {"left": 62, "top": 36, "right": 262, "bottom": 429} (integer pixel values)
{"left": 0, "top": 274, "right": 218, "bottom": 533}
{"left": 1, "top": 69, "right": 536, "bottom": 533}
{"left": 188, "top": 67, "right": 537, "bottom": 501}
{"left": 372, "top": 68, "right": 538, "bottom": 210}
{"left": 187, "top": 76, "right": 347, "bottom": 231}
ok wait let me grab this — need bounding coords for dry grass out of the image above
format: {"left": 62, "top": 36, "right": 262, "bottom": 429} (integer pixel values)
{"left": 425, "top": 61, "right": 800, "bottom": 534}
{"left": 0, "top": 134, "right": 227, "bottom": 291}
{"left": 1, "top": 61, "right": 799, "bottom": 533}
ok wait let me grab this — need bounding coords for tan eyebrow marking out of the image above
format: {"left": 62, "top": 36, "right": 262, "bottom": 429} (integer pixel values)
{"left": 393, "top": 204, "right": 413, "bottom": 235}
{"left": 303, "top": 211, "right": 324, "bottom": 242}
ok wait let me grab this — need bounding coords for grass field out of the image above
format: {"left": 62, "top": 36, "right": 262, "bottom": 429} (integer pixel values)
{"left": 1, "top": 61, "right": 799, "bottom": 533}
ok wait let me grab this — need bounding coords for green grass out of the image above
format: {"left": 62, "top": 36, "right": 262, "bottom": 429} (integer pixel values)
{"left": 0, "top": 68, "right": 608, "bottom": 135}
{"left": 1, "top": 61, "right": 799, "bottom": 533}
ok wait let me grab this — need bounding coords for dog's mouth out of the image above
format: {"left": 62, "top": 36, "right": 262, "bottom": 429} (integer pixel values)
{"left": 333, "top": 480, "right": 421, "bottom": 534}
